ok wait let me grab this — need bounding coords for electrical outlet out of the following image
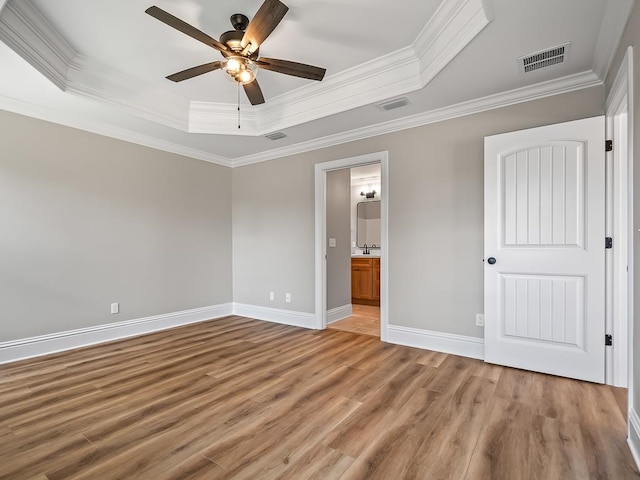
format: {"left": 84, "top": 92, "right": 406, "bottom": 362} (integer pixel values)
{"left": 476, "top": 313, "right": 484, "bottom": 327}
{"left": 269, "top": 291, "right": 274, "bottom": 301}
{"left": 111, "top": 302, "right": 119, "bottom": 314}
{"left": 285, "top": 293, "right": 291, "bottom": 303}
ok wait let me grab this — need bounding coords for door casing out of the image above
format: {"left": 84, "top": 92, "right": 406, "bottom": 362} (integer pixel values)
{"left": 314, "top": 151, "right": 389, "bottom": 339}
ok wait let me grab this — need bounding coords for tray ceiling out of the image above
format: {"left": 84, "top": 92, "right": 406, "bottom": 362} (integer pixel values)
{"left": 0, "top": 0, "right": 634, "bottom": 166}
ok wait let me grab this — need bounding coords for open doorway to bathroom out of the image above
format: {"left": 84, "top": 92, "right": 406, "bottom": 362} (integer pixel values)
{"left": 314, "top": 151, "right": 388, "bottom": 339}
{"left": 314, "top": 152, "right": 387, "bottom": 339}
{"left": 328, "top": 164, "right": 381, "bottom": 337}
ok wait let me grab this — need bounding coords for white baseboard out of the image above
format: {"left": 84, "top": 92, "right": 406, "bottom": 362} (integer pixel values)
{"left": 233, "top": 303, "right": 317, "bottom": 329}
{"left": 629, "top": 408, "right": 640, "bottom": 472}
{"left": 386, "top": 324, "right": 484, "bottom": 360}
{"left": 327, "top": 304, "right": 353, "bottom": 324}
{"left": 0, "top": 303, "right": 233, "bottom": 365}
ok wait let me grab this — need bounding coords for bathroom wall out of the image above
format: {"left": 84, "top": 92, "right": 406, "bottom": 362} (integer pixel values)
{"left": 350, "top": 164, "right": 382, "bottom": 255}
{"left": 326, "top": 169, "right": 352, "bottom": 311}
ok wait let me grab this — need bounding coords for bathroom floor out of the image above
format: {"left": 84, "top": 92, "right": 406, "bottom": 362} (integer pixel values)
{"left": 328, "top": 304, "right": 380, "bottom": 337}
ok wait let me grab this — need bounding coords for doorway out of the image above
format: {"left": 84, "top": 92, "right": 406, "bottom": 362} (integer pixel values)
{"left": 314, "top": 151, "right": 389, "bottom": 341}
{"left": 328, "top": 164, "right": 382, "bottom": 337}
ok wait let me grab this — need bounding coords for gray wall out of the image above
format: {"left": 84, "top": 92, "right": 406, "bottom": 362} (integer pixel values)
{"left": 0, "top": 110, "right": 232, "bottom": 342}
{"left": 0, "top": 80, "right": 606, "bottom": 346}
{"left": 607, "top": 0, "right": 640, "bottom": 418}
{"left": 326, "top": 169, "right": 351, "bottom": 311}
{"left": 232, "top": 87, "right": 604, "bottom": 338}
{"left": 232, "top": 157, "right": 315, "bottom": 309}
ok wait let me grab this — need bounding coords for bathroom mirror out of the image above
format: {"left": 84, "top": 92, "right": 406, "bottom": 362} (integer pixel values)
{"left": 356, "top": 201, "right": 381, "bottom": 248}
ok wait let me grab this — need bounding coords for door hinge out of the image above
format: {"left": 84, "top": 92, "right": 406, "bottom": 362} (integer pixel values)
{"left": 605, "top": 237, "right": 613, "bottom": 249}
{"left": 606, "top": 140, "right": 613, "bottom": 152}
{"left": 605, "top": 334, "right": 613, "bottom": 346}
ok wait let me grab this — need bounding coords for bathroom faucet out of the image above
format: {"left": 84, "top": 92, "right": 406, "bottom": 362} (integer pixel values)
{"left": 363, "top": 244, "right": 370, "bottom": 255}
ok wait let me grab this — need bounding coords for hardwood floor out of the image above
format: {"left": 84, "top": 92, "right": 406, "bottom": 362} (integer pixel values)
{"left": 0, "top": 315, "right": 638, "bottom": 479}
{"left": 328, "top": 305, "right": 380, "bottom": 337}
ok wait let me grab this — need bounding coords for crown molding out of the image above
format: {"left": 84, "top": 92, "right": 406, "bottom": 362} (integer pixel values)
{"left": 0, "top": 0, "right": 191, "bottom": 131}
{"left": 592, "top": 0, "right": 635, "bottom": 81}
{"left": 0, "top": 93, "right": 232, "bottom": 167}
{"left": 232, "top": 71, "right": 602, "bottom": 166}
{"left": 0, "top": 0, "right": 75, "bottom": 91}
{"left": 415, "top": 0, "right": 492, "bottom": 84}
{"left": 0, "top": 0, "right": 613, "bottom": 167}
{"left": 0, "top": 69, "right": 601, "bottom": 169}
{"left": 66, "top": 56, "right": 190, "bottom": 132}
{"left": 189, "top": 100, "right": 261, "bottom": 134}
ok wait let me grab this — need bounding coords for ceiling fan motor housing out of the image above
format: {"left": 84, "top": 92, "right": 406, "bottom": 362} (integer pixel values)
{"left": 230, "top": 13, "right": 249, "bottom": 31}
{"left": 220, "top": 30, "right": 244, "bottom": 50}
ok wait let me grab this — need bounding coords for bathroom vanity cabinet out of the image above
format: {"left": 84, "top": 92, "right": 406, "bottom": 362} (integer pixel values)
{"left": 351, "top": 257, "right": 380, "bottom": 306}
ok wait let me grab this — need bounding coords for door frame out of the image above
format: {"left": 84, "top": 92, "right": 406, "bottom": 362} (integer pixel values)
{"left": 605, "top": 45, "right": 634, "bottom": 389}
{"left": 314, "top": 151, "right": 389, "bottom": 340}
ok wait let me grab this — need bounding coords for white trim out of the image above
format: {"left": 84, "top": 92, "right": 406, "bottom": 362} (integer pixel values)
{"left": 0, "top": 94, "right": 233, "bottom": 167}
{"left": 629, "top": 408, "right": 640, "bottom": 472}
{"left": 0, "top": 0, "right": 75, "bottom": 91}
{"left": 0, "top": 60, "right": 599, "bottom": 169}
{"left": 605, "top": 46, "right": 633, "bottom": 388}
{"left": 386, "top": 325, "right": 484, "bottom": 360}
{"left": 232, "top": 303, "right": 317, "bottom": 330}
{"left": 314, "top": 152, "right": 389, "bottom": 341}
{"left": 233, "top": 71, "right": 602, "bottom": 166}
{"left": 67, "top": 56, "right": 190, "bottom": 133}
{"left": 326, "top": 304, "right": 353, "bottom": 324}
{"left": 415, "top": 0, "right": 491, "bottom": 85}
{"left": 592, "top": 0, "right": 635, "bottom": 80}
{"left": 0, "top": 303, "right": 233, "bottom": 365}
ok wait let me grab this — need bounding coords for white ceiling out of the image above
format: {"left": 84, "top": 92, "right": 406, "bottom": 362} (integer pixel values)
{"left": 0, "top": 0, "right": 634, "bottom": 167}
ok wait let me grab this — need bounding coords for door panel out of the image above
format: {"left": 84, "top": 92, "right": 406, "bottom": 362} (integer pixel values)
{"left": 503, "top": 143, "right": 585, "bottom": 247}
{"left": 484, "top": 116, "right": 605, "bottom": 383}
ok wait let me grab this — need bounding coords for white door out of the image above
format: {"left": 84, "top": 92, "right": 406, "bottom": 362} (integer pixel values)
{"left": 484, "top": 116, "right": 605, "bottom": 383}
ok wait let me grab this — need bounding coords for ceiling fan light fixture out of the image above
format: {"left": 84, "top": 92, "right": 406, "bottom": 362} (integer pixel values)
{"left": 222, "top": 56, "right": 257, "bottom": 84}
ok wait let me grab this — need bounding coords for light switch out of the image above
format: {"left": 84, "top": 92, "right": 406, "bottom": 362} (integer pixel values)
{"left": 329, "top": 238, "right": 337, "bottom": 248}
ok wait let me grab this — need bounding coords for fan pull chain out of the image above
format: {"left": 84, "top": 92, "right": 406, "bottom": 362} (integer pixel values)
{"left": 237, "top": 83, "right": 241, "bottom": 129}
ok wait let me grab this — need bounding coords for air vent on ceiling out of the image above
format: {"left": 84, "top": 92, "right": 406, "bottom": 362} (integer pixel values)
{"left": 264, "top": 131, "right": 287, "bottom": 141}
{"left": 375, "top": 96, "right": 411, "bottom": 112}
{"left": 518, "top": 43, "right": 570, "bottom": 74}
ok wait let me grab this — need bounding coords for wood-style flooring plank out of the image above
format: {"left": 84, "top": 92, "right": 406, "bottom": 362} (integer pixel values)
{"left": 0, "top": 315, "right": 637, "bottom": 480}
{"left": 464, "top": 397, "right": 534, "bottom": 480}
{"left": 405, "top": 374, "right": 498, "bottom": 479}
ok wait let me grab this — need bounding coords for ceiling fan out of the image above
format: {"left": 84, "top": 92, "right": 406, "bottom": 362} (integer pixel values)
{"left": 145, "top": 0, "right": 326, "bottom": 106}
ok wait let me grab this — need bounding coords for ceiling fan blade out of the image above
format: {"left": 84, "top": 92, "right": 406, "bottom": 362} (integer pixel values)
{"left": 256, "top": 57, "right": 326, "bottom": 81}
{"left": 146, "top": 6, "right": 228, "bottom": 53}
{"left": 243, "top": 80, "right": 265, "bottom": 105}
{"left": 166, "top": 62, "right": 223, "bottom": 82}
{"left": 241, "top": 0, "right": 289, "bottom": 52}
